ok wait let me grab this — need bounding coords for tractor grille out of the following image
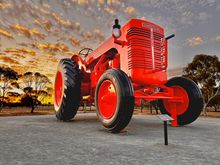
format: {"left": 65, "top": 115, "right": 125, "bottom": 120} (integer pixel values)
{"left": 127, "top": 27, "right": 165, "bottom": 71}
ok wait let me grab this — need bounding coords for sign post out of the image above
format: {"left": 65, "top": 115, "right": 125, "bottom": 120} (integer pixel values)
{"left": 157, "top": 114, "right": 174, "bottom": 145}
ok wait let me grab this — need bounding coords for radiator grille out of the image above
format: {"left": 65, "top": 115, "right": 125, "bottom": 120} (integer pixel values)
{"left": 127, "top": 27, "right": 150, "bottom": 38}
{"left": 127, "top": 27, "right": 165, "bottom": 70}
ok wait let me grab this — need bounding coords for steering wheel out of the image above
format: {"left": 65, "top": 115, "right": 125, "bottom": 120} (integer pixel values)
{"left": 78, "top": 48, "right": 93, "bottom": 58}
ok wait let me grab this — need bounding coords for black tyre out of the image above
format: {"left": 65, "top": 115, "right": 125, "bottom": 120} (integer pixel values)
{"left": 95, "top": 69, "right": 134, "bottom": 133}
{"left": 158, "top": 77, "right": 204, "bottom": 125}
{"left": 54, "top": 58, "right": 81, "bottom": 121}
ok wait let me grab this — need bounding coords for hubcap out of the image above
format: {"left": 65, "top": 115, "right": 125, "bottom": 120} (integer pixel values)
{"left": 55, "top": 70, "right": 63, "bottom": 108}
{"left": 164, "top": 85, "right": 189, "bottom": 115}
{"left": 98, "top": 80, "right": 117, "bottom": 119}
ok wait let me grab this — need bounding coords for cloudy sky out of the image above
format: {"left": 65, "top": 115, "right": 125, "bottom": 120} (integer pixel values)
{"left": 0, "top": 0, "right": 220, "bottom": 81}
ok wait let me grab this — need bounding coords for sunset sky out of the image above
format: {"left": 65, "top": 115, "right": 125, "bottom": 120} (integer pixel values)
{"left": 1, "top": 0, "right": 220, "bottom": 82}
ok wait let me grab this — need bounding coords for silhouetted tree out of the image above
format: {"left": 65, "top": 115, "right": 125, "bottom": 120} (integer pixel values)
{"left": 6, "top": 92, "right": 21, "bottom": 104}
{"left": 183, "top": 54, "right": 220, "bottom": 115}
{"left": 20, "top": 95, "right": 40, "bottom": 113}
{"left": 20, "top": 95, "right": 33, "bottom": 106}
{"left": 20, "top": 72, "right": 52, "bottom": 113}
{"left": 0, "top": 67, "right": 18, "bottom": 110}
{"left": 208, "top": 94, "right": 220, "bottom": 112}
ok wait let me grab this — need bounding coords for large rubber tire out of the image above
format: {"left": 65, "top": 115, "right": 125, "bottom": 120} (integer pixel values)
{"left": 158, "top": 77, "right": 204, "bottom": 125}
{"left": 54, "top": 58, "right": 81, "bottom": 121}
{"left": 95, "top": 69, "right": 134, "bottom": 133}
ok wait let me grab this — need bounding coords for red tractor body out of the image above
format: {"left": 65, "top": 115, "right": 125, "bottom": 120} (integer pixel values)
{"left": 54, "top": 19, "right": 204, "bottom": 133}
{"left": 79, "top": 19, "right": 167, "bottom": 88}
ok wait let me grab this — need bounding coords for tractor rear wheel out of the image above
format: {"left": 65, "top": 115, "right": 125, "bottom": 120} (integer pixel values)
{"left": 54, "top": 58, "right": 81, "bottom": 121}
{"left": 158, "top": 77, "right": 204, "bottom": 125}
{"left": 95, "top": 69, "right": 134, "bottom": 133}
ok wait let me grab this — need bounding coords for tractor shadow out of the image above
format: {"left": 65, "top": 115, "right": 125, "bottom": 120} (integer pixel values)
{"left": 49, "top": 113, "right": 206, "bottom": 137}
{"left": 67, "top": 113, "right": 99, "bottom": 123}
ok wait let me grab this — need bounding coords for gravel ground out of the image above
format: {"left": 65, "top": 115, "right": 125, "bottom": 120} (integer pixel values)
{"left": 0, "top": 113, "right": 219, "bottom": 165}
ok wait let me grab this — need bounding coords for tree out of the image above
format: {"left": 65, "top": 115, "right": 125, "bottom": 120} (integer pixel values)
{"left": 7, "top": 91, "right": 21, "bottom": 104}
{"left": 183, "top": 54, "right": 220, "bottom": 115}
{"left": 208, "top": 94, "right": 220, "bottom": 112}
{"left": 0, "top": 67, "right": 18, "bottom": 109}
{"left": 20, "top": 72, "right": 52, "bottom": 113}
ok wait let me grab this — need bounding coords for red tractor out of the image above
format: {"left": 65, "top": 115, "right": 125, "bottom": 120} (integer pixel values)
{"left": 54, "top": 19, "right": 203, "bottom": 133}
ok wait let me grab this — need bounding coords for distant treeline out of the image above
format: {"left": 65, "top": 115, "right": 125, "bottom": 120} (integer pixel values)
{"left": 0, "top": 67, "right": 52, "bottom": 113}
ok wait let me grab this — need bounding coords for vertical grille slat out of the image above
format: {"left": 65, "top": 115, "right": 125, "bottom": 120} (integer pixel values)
{"left": 127, "top": 27, "right": 165, "bottom": 70}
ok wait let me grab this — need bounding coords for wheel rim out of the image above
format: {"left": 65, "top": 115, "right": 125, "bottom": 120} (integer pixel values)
{"left": 98, "top": 80, "right": 117, "bottom": 119}
{"left": 55, "top": 70, "right": 63, "bottom": 108}
{"left": 164, "top": 85, "right": 189, "bottom": 115}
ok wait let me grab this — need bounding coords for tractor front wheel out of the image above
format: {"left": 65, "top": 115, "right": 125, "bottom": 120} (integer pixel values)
{"left": 54, "top": 58, "right": 81, "bottom": 121}
{"left": 158, "top": 77, "right": 204, "bottom": 126}
{"left": 95, "top": 69, "right": 134, "bottom": 133}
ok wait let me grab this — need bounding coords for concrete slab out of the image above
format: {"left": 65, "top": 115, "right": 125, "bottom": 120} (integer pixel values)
{"left": 0, "top": 113, "right": 219, "bottom": 165}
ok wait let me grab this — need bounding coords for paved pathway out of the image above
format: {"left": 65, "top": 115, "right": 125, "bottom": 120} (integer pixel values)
{"left": 0, "top": 113, "right": 219, "bottom": 165}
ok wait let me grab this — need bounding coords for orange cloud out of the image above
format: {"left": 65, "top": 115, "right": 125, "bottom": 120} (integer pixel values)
{"left": 33, "top": 43, "right": 69, "bottom": 53}
{"left": 97, "top": 0, "right": 105, "bottom": 6}
{"left": 0, "top": 28, "right": 14, "bottom": 39}
{"left": 31, "top": 29, "right": 46, "bottom": 39}
{"left": 34, "top": 19, "right": 53, "bottom": 32}
{"left": 93, "top": 28, "right": 105, "bottom": 41}
{"left": 28, "top": 60, "right": 40, "bottom": 66}
{"left": 52, "top": 12, "right": 80, "bottom": 31}
{"left": 11, "top": 53, "right": 26, "bottom": 59}
{"left": 124, "top": 6, "right": 136, "bottom": 17}
{"left": 107, "top": 0, "right": 121, "bottom": 6}
{"left": 4, "top": 48, "right": 36, "bottom": 56}
{"left": 0, "top": 52, "right": 6, "bottom": 56}
{"left": 45, "top": 73, "right": 55, "bottom": 79}
{"left": 81, "top": 28, "right": 105, "bottom": 43}
{"left": 104, "top": 7, "right": 116, "bottom": 15}
{"left": 66, "top": 51, "right": 79, "bottom": 56}
{"left": 11, "top": 24, "right": 32, "bottom": 38}
{"left": 70, "top": 36, "right": 81, "bottom": 47}
{"left": 72, "top": 0, "right": 89, "bottom": 6}
{"left": 10, "top": 65, "right": 29, "bottom": 74}
{"left": 82, "top": 31, "right": 93, "bottom": 39}
{"left": 0, "top": 1, "right": 11, "bottom": 9}
{"left": 0, "top": 56, "right": 20, "bottom": 65}
{"left": 11, "top": 24, "right": 45, "bottom": 40}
